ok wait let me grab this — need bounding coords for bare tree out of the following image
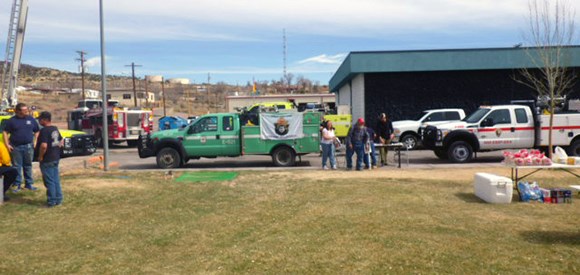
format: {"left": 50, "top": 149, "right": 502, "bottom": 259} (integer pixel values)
{"left": 284, "top": 73, "right": 294, "bottom": 87}
{"left": 517, "top": 0, "right": 577, "bottom": 157}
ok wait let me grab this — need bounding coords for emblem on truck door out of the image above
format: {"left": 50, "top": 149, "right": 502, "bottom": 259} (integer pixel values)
{"left": 275, "top": 117, "right": 289, "bottom": 135}
{"left": 495, "top": 128, "right": 502, "bottom": 137}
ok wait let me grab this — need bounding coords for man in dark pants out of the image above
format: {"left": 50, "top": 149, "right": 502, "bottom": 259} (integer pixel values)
{"left": 345, "top": 126, "right": 353, "bottom": 170}
{"left": 1, "top": 166, "right": 17, "bottom": 201}
{"left": 376, "top": 113, "right": 394, "bottom": 166}
{"left": 36, "top": 111, "right": 63, "bottom": 207}
{"left": 348, "top": 118, "right": 370, "bottom": 171}
{"left": 3, "top": 103, "right": 40, "bottom": 192}
{"left": 364, "top": 126, "right": 378, "bottom": 169}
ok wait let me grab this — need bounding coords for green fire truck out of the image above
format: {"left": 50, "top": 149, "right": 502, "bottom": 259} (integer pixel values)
{"left": 138, "top": 111, "right": 321, "bottom": 168}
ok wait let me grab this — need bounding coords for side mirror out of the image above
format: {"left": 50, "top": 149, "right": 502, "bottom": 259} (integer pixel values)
{"left": 481, "top": 118, "right": 494, "bottom": 127}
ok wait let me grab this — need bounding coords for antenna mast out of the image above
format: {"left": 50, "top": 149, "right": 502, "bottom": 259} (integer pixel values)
{"left": 283, "top": 28, "right": 287, "bottom": 88}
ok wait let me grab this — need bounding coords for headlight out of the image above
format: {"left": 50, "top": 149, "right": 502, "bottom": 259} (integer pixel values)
{"left": 64, "top": 138, "right": 72, "bottom": 148}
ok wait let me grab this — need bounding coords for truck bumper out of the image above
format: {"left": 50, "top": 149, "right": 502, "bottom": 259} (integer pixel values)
{"left": 138, "top": 134, "right": 155, "bottom": 158}
{"left": 61, "top": 135, "right": 97, "bottom": 158}
{"left": 420, "top": 126, "right": 443, "bottom": 150}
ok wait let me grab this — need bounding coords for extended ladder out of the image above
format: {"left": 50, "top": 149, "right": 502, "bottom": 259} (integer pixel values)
{"left": 1, "top": 0, "right": 28, "bottom": 108}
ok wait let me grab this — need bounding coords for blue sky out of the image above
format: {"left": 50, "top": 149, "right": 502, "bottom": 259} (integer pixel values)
{"left": 1, "top": 0, "right": 579, "bottom": 85}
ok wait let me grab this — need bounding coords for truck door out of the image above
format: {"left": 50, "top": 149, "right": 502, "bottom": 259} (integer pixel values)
{"left": 513, "top": 107, "right": 535, "bottom": 148}
{"left": 477, "top": 109, "right": 518, "bottom": 150}
{"left": 183, "top": 116, "right": 222, "bottom": 157}
{"left": 220, "top": 115, "right": 241, "bottom": 156}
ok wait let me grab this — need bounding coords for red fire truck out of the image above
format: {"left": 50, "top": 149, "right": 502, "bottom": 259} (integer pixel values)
{"left": 70, "top": 106, "right": 153, "bottom": 147}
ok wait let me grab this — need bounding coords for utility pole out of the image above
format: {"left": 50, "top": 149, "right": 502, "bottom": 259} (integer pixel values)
{"left": 99, "top": 0, "right": 109, "bottom": 171}
{"left": 207, "top": 73, "right": 211, "bottom": 112}
{"left": 161, "top": 76, "right": 166, "bottom": 117}
{"left": 144, "top": 79, "right": 149, "bottom": 108}
{"left": 283, "top": 28, "right": 287, "bottom": 90}
{"left": 76, "top": 51, "right": 87, "bottom": 101}
{"left": 125, "top": 62, "right": 142, "bottom": 107}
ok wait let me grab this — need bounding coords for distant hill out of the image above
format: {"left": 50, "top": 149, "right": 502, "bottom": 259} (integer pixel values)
{"left": 0, "top": 61, "right": 130, "bottom": 83}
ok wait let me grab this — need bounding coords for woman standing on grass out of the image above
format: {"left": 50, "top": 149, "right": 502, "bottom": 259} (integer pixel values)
{"left": 321, "top": 120, "right": 338, "bottom": 170}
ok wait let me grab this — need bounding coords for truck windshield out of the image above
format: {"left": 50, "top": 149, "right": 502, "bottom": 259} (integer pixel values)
{"left": 463, "top": 108, "right": 490, "bottom": 123}
{"left": 414, "top": 111, "right": 428, "bottom": 121}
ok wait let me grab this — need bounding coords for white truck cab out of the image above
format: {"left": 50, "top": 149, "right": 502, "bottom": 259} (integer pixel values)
{"left": 422, "top": 104, "right": 580, "bottom": 163}
{"left": 393, "top": 108, "right": 465, "bottom": 149}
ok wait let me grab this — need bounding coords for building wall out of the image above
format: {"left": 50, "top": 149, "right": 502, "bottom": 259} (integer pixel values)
{"left": 351, "top": 74, "right": 365, "bottom": 122}
{"left": 362, "top": 69, "right": 580, "bottom": 128}
{"left": 338, "top": 82, "right": 351, "bottom": 108}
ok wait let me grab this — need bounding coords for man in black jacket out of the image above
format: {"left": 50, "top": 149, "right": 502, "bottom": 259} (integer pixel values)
{"left": 376, "top": 113, "right": 394, "bottom": 166}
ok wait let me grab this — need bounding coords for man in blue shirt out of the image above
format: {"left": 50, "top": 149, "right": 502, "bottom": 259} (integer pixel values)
{"left": 36, "top": 111, "right": 63, "bottom": 207}
{"left": 2, "top": 103, "right": 40, "bottom": 192}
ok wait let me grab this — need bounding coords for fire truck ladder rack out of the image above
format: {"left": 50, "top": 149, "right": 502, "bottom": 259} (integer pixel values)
{"left": 1, "top": 0, "right": 28, "bottom": 109}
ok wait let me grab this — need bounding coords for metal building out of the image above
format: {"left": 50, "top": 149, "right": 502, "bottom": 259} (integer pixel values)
{"left": 330, "top": 46, "right": 580, "bottom": 127}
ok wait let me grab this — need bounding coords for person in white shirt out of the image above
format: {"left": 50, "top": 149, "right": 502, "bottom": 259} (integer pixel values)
{"left": 321, "top": 120, "right": 338, "bottom": 170}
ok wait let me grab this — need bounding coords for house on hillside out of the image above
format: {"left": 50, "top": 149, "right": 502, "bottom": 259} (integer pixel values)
{"left": 107, "top": 88, "right": 155, "bottom": 107}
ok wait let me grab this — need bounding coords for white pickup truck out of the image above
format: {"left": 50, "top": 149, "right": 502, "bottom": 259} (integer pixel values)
{"left": 393, "top": 108, "right": 465, "bottom": 149}
{"left": 421, "top": 104, "right": 580, "bottom": 163}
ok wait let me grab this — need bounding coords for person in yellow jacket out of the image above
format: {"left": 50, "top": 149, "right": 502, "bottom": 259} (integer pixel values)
{"left": 0, "top": 140, "right": 18, "bottom": 202}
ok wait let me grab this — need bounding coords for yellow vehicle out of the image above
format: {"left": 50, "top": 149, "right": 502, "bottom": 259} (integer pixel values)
{"left": 246, "top": 102, "right": 295, "bottom": 113}
{"left": 323, "top": 114, "right": 352, "bottom": 140}
{"left": 240, "top": 102, "right": 296, "bottom": 126}
{"left": 239, "top": 101, "right": 351, "bottom": 140}
{"left": 0, "top": 115, "right": 96, "bottom": 158}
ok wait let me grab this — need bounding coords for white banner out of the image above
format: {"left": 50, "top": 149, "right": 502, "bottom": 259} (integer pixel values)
{"left": 260, "top": 113, "right": 304, "bottom": 140}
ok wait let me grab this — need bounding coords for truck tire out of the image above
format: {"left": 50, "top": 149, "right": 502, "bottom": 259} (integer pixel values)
{"left": 434, "top": 149, "right": 448, "bottom": 160}
{"left": 272, "top": 147, "right": 296, "bottom": 167}
{"left": 447, "top": 141, "right": 473, "bottom": 163}
{"left": 568, "top": 140, "right": 580, "bottom": 157}
{"left": 400, "top": 134, "right": 418, "bottom": 150}
{"left": 156, "top": 147, "right": 182, "bottom": 169}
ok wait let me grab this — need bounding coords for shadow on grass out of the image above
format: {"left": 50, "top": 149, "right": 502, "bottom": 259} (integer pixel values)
{"left": 4, "top": 194, "right": 46, "bottom": 207}
{"left": 454, "top": 192, "right": 486, "bottom": 203}
{"left": 520, "top": 231, "right": 580, "bottom": 245}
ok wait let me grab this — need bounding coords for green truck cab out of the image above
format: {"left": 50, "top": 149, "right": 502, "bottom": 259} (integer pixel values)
{"left": 0, "top": 115, "right": 96, "bottom": 158}
{"left": 138, "top": 111, "right": 321, "bottom": 168}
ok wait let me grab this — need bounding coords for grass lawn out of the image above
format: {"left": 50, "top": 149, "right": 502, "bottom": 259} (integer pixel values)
{"left": 0, "top": 169, "right": 579, "bottom": 274}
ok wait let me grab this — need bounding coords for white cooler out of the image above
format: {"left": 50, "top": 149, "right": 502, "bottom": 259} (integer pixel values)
{"left": 473, "top": 173, "right": 513, "bottom": 204}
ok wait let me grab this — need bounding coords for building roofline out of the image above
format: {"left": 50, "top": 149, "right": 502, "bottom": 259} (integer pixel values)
{"left": 329, "top": 45, "right": 580, "bottom": 92}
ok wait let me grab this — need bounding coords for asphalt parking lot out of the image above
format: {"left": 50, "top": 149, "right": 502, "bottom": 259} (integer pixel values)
{"left": 68, "top": 146, "right": 506, "bottom": 171}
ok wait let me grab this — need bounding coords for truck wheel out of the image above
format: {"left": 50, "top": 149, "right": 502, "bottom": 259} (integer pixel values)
{"left": 568, "top": 140, "right": 580, "bottom": 157}
{"left": 127, "top": 140, "right": 139, "bottom": 147}
{"left": 401, "top": 134, "right": 418, "bottom": 150}
{"left": 447, "top": 141, "right": 473, "bottom": 163}
{"left": 156, "top": 147, "right": 182, "bottom": 169}
{"left": 272, "top": 147, "right": 296, "bottom": 167}
{"left": 434, "top": 149, "right": 448, "bottom": 160}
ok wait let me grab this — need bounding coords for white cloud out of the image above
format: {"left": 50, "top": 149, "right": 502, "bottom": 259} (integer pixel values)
{"left": 3, "top": 0, "right": 578, "bottom": 42}
{"left": 85, "top": 57, "right": 102, "bottom": 67}
{"left": 298, "top": 54, "right": 347, "bottom": 65}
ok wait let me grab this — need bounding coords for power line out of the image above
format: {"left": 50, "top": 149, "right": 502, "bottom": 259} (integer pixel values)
{"left": 125, "top": 62, "right": 142, "bottom": 107}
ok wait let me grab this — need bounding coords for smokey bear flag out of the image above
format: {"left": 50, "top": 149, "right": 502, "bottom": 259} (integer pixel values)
{"left": 260, "top": 112, "right": 304, "bottom": 140}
